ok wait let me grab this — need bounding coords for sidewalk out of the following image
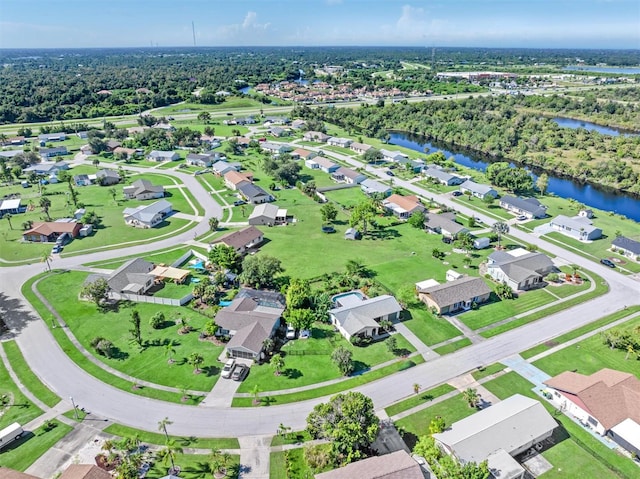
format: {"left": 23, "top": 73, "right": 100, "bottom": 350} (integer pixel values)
{"left": 391, "top": 321, "right": 439, "bottom": 360}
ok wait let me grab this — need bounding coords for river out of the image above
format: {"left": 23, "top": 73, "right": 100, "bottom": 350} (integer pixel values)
{"left": 388, "top": 132, "right": 640, "bottom": 223}
{"left": 552, "top": 117, "right": 639, "bottom": 137}
{"left": 564, "top": 66, "right": 640, "bottom": 74}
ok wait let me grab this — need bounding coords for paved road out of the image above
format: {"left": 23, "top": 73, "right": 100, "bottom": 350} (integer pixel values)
{"left": 1, "top": 141, "right": 639, "bottom": 438}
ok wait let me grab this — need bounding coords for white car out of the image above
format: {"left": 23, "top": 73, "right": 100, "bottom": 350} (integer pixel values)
{"left": 286, "top": 325, "right": 296, "bottom": 340}
{"left": 221, "top": 358, "right": 236, "bottom": 379}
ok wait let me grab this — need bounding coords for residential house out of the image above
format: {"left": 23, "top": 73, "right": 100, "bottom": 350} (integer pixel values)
{"left": 1, "top": 136, "right": 25, "bottom": 146}
{"left": 349, "top": 142, "right": 373, "bottom": 155}
{"left": 360, "top": 178, "right": 392, "bottom": 197}
{"left": 611, "top": 236, "right": 640, "bottom": 261}
{"left": 418, "top": 276, "right": 492, "bottom": 315}
{"left": 291, "top": 148, "right": 316, "bottom": 161}
{"left": 1, "top": 465, "right": 112, "bottom": 479}
{"left": 433, "top": 394, "right": 557, "bottom": 479}
{"left": 39, "top": 146, "right": 68, "bottom": 159}
{"left": 73, "top": 174, "right": 92, "bottom": 187}
{"left": 95, "top": 169, "right": 121, "bottom": 186}
{"left": 263, "top": 116, "right": 289, "bottom": 125}
{"left": 238, "top": 183, "right": 274, "bottom": 204}
{"left": 424, "top": 212, "right": 469, "bottom": 239}
{"left": 23, "top": 221, "right": 82, "bottom": 243}
{"left": 112, "top": 147, "right": 139, "bottom": 160}
{"left": 383, "top": 194, "right": 425, "bottom": 219}
{"left": 38, "top": 132, "right": 66, "bottom": 142}
{"left": 329, "top": 292, "right": 402, "bottom": 340}
{"left": 122, "top": 179, "right": 164, "bottom": 200}
{"left": 211, "top": 226, "right": 264, "bottom": 255}
{"left": 269, "top": 126, "right": 289, "bottom": 137}
{"left": 549, "top": 215, "right": 602, "bottom": 241}
{"left": 147, "top": 150, "right": 179, "bottom": 162}
{"left": 0, "top": 150, "right": 25, "bottom": 159}
{"left": 212, "top": 160, "right": 237, "bottom": 176}
{"left": 314, "top": 450, "right": 427, "bottom": 479}
{"left": 79, "top": 145, "right": 93, "bottom": 155}
{"left": 215, "top": 288, "right": 285, "bottom": 360}
{"left": 260, "top": 142, "right": 292, "bottom": 155}
{"left": 248, "top": 203, "right": 288, "bottom": 226}
{"left": 460, "top": 180, "right": 498, "bottom": 200}
{"left": 291, "top": 119, "right": 306, "bottom": 129}
{"left": 303, "top": 131, "right": 330, "bottom": 142}
{"left": 122, "top": 199, "right": 173, "bottom": 228}
{"left": 85, "top": 258, "right": 155, "bottom": 295}
{"left": 224, "top": 170, "right": 254, "bottom": 190}
{"left": 0, "top": 199, "right": 24, "bottom": 217}
{"left": 331, "top": 166, "right": 366, "bottom": 184}
{"left": 307, "top": 156, "right": 339, "bottom": 173}
{"left": 75, "top": 131, "right": 88, "bottom": 139}
{"left": 231, "top": 136, "right": 252, "bottom": 148}
{"left": 423, "top": 167, "right": 465, "bottom": 186}
{"left": 24, "top": 161, "right": 69, "bottom": 176}
{"left": 544, "top": 369, "right": 640, "bottom": 455}
{"left": 380, "top": 149, "right": 409, "bottom": 163}
{"left": 486, "top": 248, "right": 555, "bottom": 291}
{"left": 327, "top": 137, "right": 353, "bottom": 148}
{"left": 186, "top": 151, "right": 225, "bottom": 168}
{"left": 105, "top": 140, "right": 122, "bottom": 151}
{"left": 499, "top": 196, "right": 547, "bottom": 219}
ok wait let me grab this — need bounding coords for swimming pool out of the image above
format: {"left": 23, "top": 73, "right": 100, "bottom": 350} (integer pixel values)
{"left": 331, "top": 290, "right": 366, "bottom": 308}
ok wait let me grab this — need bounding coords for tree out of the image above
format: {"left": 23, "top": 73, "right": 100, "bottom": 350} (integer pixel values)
{"left": 362, "top": 148, "right": 383, "bottom": 164}
{"left": 495, "top": 283, "right": 514, "bottom": 300}
{"left": 157, "top": 417, "right": 173, "bottom": 442}
{"left": 287, "top": 308, "right": 314, "bottom": 331}
{"left": 455, "top": 232, "right": 474, "bottom": 252}
{"left": 331, "top": 346, "right": 353, "bottom": 376}
{"left": 491, "top": 221, "right": 509, "bottom": 249}
{"left": 108, "top": 187, "right": 117, "bottom": 202}
{"left": 39, "top": 197, "right": 52, "bottom": 221}
{"left": 209, "top": 449, "right": 232, "bottom": 478}
{"left": 41, "top": 251, "right": 52, "bottom": 272}
{"left": 208, "top": 217, "right": 219, "bottom": 232}
{"left": 197, "top": 111, "right": 212, "bottom": 123}
{"left": 482, "top": 194, "right": 495, "bottom": 207}
{"left": 536, "top": 173, "right": 549, "bottom": 195}
{"left": 81, "top": 210, "right": 101, "bottom": 227}
{"left": 240, "top": 254, "right": 283, "bottom": 289}
{"left": 188, "top": 352, "right": 204, "bottom": 373}
{"left": 270, "top": 353, "right": 285, "bottom": 376}
{"left": 81, "top": 278, "right": 110, "bottom": 308}
{"left": 320, "top": 202, "right": 338, "bottom": 223}
{"left": 156, "top": 439, "right": 183, "bottom": 475}
{"left": 149, "top": 311, "right": 165, "bottom": 329}
{"left": 129, "top": 310, "right": 142, "bottom": 347}
{"left": 208, "top": 244, "right": 241, "bottom": 272}
{"left": 262, "top": 337, "right": 275, "bottom": 355}
{"left": 4, "top": 213, "right": 12, "bottom": 230}
{"left": 286, "top": 278, "right": 311, "bottom": 309}
{"left": 306, "top": 391, "right": 379, "bottom": 464}
{"left": 386, "top": 336, "right": 398, "bottom": 354}
{"left": 429, "top": 416, "right": 446, "bottom": 434}
{"left": 164, "top": 342, "right": 176, "bottom": 364}
{"left": 349, "top": 199, "right": 376, "bottom": 235}
{"left": 251, "top": 385, "right": 261, "bottom": 405}
{"left": 405, "top": 210, "right": 424, "bottom": 229}
{"left": 463, "top": 387, "right": 480, "bottom": 408}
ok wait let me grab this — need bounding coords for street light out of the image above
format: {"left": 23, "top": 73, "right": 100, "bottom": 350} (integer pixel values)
{"left": 70, "top": 396, "right": 78, "bottom": 420}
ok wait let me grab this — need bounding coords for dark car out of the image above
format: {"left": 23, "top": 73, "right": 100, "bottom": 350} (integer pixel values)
{"left": 231, "top": 364, "right": 248, "bottom": 381}
{"left": 441, "top": 236, "right": 452, "bottom": 244}
{"left": 385, "top": 170, "right": 395, "bottom": 176}
{"left": 451, "top": 191, "right": 463, "bottom": 197}
{"left": 600, "top": 258, "right": 616, "bottom": 268}
{"left": 233, "top": 199, "right": 246, "bottom": 206}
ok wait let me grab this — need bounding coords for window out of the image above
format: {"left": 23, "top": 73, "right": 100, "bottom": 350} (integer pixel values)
{"left": 587, "top": 416, "right": 598, "bottom": 426}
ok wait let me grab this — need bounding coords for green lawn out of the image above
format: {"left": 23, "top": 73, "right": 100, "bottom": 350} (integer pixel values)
{"left": 237, "top": 323, "right": 416, "bottom": 393}
{"left": 0, "top": 420, "right": 73, "bottom": 471}
{"left": 270, "top": 430, "right": 312, "bottom": 447}
{"left": 471, "top": 362, "right": 506, "bottom": 381}
{"left": 385, "top": 384, "right": 456, "bottom": 417}
{"left": 0, "top": 356, "right": 43, "bottom": 430}
{"left": 104, "top": 423, "right": 240, "bottom": 449}
{"left": 402, "top": 308, "right": 463, "bottom": 346}
{"left": 540, "top": 439, "right": 622, "bottom": 479}
{"left": 270, "top": 446, "right": 333, "bottom": 479}
{"left": 432, "top": 337, "right": 472, "bottom": 355}
{"left": 395, "top": 393, "right": 477, "bottom": 439}
{"left": 147, "top": 453, "right": 240, "bottom": 479}
{"left": 1, "top": 341, "right": 60, "bottom": 408}
{"left": 533, "top": 315, "right": 640, "bottom": 379}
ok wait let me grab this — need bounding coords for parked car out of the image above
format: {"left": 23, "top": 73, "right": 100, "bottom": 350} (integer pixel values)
{"left": 221, "top": 358, "right": 236, "bottom": 379}
{"left": 299, "top": 329, "right": 311, "bottom": 339}
{"left": 233, "top": 200, "right": 246, "bottom": 206}
{"left": 600, "top": 258, "right": 616, "bottom": 268}
{"left": 441, "top": 236, "right": 452, "bottom": 244}
{"left": 56, "top": 232, "right": 71, "bottom": 246}
{"left": 231, "top": 364, "right": 248, "bottom": 381}
{"left": 286, "top": 324, "right": 296, "bottom": 339}
{"left": 51, "top": 245, "right": 63, "bottom": 254}
{"left": 516, "top": 215, "right": 528, "bottom": 221}
{"left": 385, "top": 170, "right": 395, "bottom": 176}
{"left": 451, "top": 191, "right": 462, "bottom": 197}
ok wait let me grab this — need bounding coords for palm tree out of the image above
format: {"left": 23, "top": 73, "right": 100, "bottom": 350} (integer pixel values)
{"left": 158, "top": 417, "right": 173, "bottom": 442}
{"left": 625, "top": 344, "right": 637, "bottom": 360}
{"left": 209, "top": 449, "right": 232, "bottom": 478}
{"left": 165, "top": 342, "right": 176, "bottom": 364}
{"left": 157, "top": 439, "right": 183, "bottom": 475}
{"left": 41, "top": 251, "right": 52, "bottom": 272}
{"left": 188, "top": 352, "right": 204, "bottom": 373}
{"left": 270, "top": 353, "right": 285, "bottom": 376}
{"left": 39, "top": 197, "right": 51, "bottom": 221}
{"left": 4, "top": 213, "right": 12, "bottom": 230}
{"left": 492, "top": 221, "right": 509, "bottom": 249}
{"left": 262, "top": 337, "right": 274, "bottom": 355}
{"left": 463, "top": 388, "right": 480, "bottom": 408}
{"left": 251, "top": 385, "right": 260, "bottom": 405}
{"left": 209, "top": 217, "right": 219, "bottom": 232}
{"left": 108, "top": 187, "right": 117, "bottom": 203}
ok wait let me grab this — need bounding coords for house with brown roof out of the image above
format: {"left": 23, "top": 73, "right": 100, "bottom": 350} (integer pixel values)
{"left": 112, "top": 146, "right": 139, "bottom": 160}
{"left": 383, "top": 194, "right": 425, "bottom": 219}
{"left": 1, "top": 464, "right": 111, "bottom": 479}
{"left": 224, "top": 170, "right": 254, "bottom": 190}
{"left": 291, "top": 148, "right": 317, "bottom": 161}
{"left": 303, "top": 131, "right": 330, "bottom": 142}
{"left": 544, "top": 368, "right": 640, "bottom": 454}
{"left": 350, "top": 142, "right": 373, "bottom": 155}
{"left": 418, "top": 276, "right": 491, "bottom": 315}
{"left": 314, "top": 450, "right": 428, "bottom": 479}
{"left": 23, "top": 221, "right": 82, "bottom": 243}
{"left": 211, "top": 226, "right": 264, "bottom": 254}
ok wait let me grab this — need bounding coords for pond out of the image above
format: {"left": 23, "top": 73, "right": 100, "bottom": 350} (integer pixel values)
{"left": 389, "top": 132, "right": 640, "bottom": 222}
{"left": 552, "top": 117, "right": 639, "bottom": 137}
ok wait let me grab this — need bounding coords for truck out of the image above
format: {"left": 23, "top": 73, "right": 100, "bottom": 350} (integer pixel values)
{"left": 0, "top": 422, "right": 23, "bottom": 449}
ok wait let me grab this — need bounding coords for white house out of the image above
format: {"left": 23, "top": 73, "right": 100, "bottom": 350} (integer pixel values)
{"left": 360, "top": 178, "right": 392, "bottom": 197}
{"left": 327, "top": 137, "right": 353, "bottom": 148}
{"left": 459, "top": 180, "right": 498, "bottom": 200}
{"left": 549, "top": 215, "right": 602, "bottom": 241}
{"left": 499, "top": 196, "right": 547, "bottom": 219}
{"left": 147, "top": 150, "right": 179, "bottom": 162}
{"left": 123, "top": 199, "right": 173, "bottom": 228}
{"left": 329, "top": 292, "right": 402, "bottom": 340}
{"left": 486, "top": 249, "right": 555, "bottom": 291}
{"left": 122, "top": 179, "right": 165, "bottom": 200}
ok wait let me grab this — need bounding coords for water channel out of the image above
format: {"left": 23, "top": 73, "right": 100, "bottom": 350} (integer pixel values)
{"left": 388, "top": 132, "right": 640, "bottom": 223}
{"left": 551, "top": 117, "right": 639, "bottom": 137}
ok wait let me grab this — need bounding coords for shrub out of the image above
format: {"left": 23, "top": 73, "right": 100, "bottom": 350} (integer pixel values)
{"left": 149, "top": 312, "right": 165, "bottom": 329}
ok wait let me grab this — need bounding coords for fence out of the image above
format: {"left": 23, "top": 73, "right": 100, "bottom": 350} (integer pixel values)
{"left": 111, "top": 292, "right": 193, "bottom": 307}
{"left": 171, "top": 248, "right": 208, "bottom": 268}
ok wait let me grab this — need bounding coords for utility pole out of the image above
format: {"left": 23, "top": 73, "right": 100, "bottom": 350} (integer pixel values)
{"left": 192, "top": 21, "right": 196, "bottom": 47}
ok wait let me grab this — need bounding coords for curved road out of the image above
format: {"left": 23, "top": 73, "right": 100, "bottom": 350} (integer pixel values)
{"left": 2, "top": 152, "right": 639, "bottom": 438}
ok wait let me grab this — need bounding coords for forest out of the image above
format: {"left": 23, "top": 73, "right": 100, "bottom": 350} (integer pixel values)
{"left": 0, "top": 46, "right": 638, "bottom": 124}
{"left": 292, "top": 93, "right": 640, "bottom": 195}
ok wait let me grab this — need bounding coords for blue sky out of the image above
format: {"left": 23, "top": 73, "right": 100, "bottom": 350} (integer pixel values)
{"left": 1, "top": 0, "right": 638, "bottom": 49}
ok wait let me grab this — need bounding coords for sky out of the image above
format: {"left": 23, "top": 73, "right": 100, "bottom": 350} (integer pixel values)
{"left": 1, "top": 0, "right": 639, "bottom": 50}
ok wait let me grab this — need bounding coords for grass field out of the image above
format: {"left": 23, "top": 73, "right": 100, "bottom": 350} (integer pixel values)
{"left": 385, "top": 383, "right": 456, "bottom": 417}
{"left": 104, "top": 423, "right": 239, "bottom": 449}
{"left": 0, "top": 420, "right": 73, "bottom": 471}
{"left": 146, "top": 453, "right": 240, "bottom": 479}
{"left": 0, "top": 356, "right": 43, "bottom": 430}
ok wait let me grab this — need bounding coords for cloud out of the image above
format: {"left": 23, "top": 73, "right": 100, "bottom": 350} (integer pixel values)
{"left": 241, "top": 11, "right": 270, "bottom": 31}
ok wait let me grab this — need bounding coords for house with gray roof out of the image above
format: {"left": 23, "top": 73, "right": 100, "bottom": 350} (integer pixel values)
{"left": 238, "top": 182, "right": 274, "bottom": 204}
{"left": 460, "top": 180, "right": 498, "bottom": 200}
{"left": 418, "top": 276, "right": 491, "bottom": 315}
{"left": 38, "top": 132, "right": 66, "bottom": 142}
{"left": 424, "top": 212, "right": 468, "bottom": 239}
{"left": 549, "top": 215, "right": 602, "bottom": 241}
{"left": 147, "top": 150, "right": 179, "bottom": 162}
{"left": 307, "top": 156, "right": 339, "bottom": 173}
{"left": 611, "top": 236, "right": 640, "bottom": 261}
{"left": 303, "top": 131, "right": 330, "bottom": 142}
{"left": 248, "top": 203, "right": 287, "bottom": 226}
{"left": 499, "top": 196, "right": 547, "bottom": 219}
{"left": 186, "top": 151, "right": 225, "bottom": 168}
{"left": 95, "top": 169, "right": 121, "bottom": 186}
{"left": 123, "top": 179, "right": 164, "bottom": 200}
{"left": 327, "top": 137, "right": 353, "bottom": 148}
{"left": 211, "top": 160, "right": 237, "bottom": 176}
{"left": 423, "top": 167, "right": 465, "bottom": 186}
{"left": 486, "top": 248, "right": 555, "bottom": 291}
{"left": 329, "top": 292, "right": 402, "bottom": 340}
{"left": 434, "top": 394, "right": 557, "bottom": 479}
{"left": 260, "top": 142, "right": 292, "bottom": 155}
{"left": 331, "top": 166, "right": 366, "bottom": 185}
{"left": 360, "top": 178, "right": 392, "bottom": 197}
{"left": 215, "top": 288, "right": 285, "bottom": 360}
{"left": 380, "top": 149, "right": 409, "bottom": 163}
{"left": 39, "top": 146, "right": 68, "bottom": 159}
{"left": 24, "top": 161, "right": 69, "bottom": 176}
{"left": 123, "top": 199, "right": 173, "bottom": 228}
{"left": 85, "top": 258, "right": 155, "bottom": 295}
